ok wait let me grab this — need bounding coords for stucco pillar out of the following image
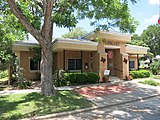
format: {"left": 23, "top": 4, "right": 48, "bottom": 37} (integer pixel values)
{"left": 97, "top": 43, "right": 107, "bottom": 82}
{"left": 122, "top": 53, "right": 129, "bottom": 79}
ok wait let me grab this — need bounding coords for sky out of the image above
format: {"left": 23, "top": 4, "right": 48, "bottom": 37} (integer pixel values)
{"left": 30, "top": 0, "right": 160, "bottom": 40}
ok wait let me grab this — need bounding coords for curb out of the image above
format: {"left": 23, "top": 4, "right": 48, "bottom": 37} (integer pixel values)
{"left": 27, "top": 94, "right": 160, "bottom": 120}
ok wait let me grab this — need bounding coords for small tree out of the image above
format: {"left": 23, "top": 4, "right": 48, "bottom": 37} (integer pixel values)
{"left": 150, "top": 61, "right": 160, "bottom": 75}
{"left": 62, "top": 28, "right": 88, "bottom": 39}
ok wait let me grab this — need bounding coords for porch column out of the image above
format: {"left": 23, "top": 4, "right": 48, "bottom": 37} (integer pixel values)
{"left": 122, "top": 53, "right": 129, "bottom": 79}
{"left": 81, "top": 51, "right": 83, "bottom": 72}
{"left": 97, "top": 43, "right": 107, "bottom": 82}
{"left": 137, "top": 54, "right": 139, "bottom": 70}
{"left": 63, "top": 50, "right": 65, "bottom": 70}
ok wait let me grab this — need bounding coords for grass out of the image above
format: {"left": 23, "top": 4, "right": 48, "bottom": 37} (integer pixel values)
{"left": 139, "top": 79, "right": 160, "bottom": 86}
{"left": 152, "top": 75, "right": 160, "bottom": 80}
{"left": 0, "top": 91, "right": 94, "bottom": 120}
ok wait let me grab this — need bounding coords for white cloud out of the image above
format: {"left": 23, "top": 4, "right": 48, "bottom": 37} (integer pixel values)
{"left": 148, "top": 0, "right": 159, "bottom": 5}
{"left": 145, "top": 14, "right": 159, "bottom": 23}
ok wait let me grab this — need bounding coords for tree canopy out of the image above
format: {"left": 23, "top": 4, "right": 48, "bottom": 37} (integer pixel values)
{"left": 0, "top": 15, "right": 26, "bottom": 70}
{"left": 141, "top": 24, "right": 160, "bottom": 56}
{"left": 0, "top": 0, "right": 138, "bottom": 96}
{"left": 62, "top": 28, "right": 88, "bottom": 39}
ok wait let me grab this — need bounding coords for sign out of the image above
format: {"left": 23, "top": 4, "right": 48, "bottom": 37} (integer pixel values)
{"left": 106, "top": 41, "right": 119, "bottom": 46}
{"left": 108, "top": 51, "right": 113, "bottom": 59}
{"left": 104, "top": 70, "right": 110, "bottom": 75}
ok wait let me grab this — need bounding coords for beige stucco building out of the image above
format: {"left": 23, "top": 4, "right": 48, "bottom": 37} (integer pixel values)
{"left": 12, "top": 31, "right": 148, "bottom": 81}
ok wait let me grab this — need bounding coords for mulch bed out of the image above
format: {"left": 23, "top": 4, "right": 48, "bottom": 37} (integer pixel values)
{"left": 75, "top": 84, "right": 133, "bottom": 98}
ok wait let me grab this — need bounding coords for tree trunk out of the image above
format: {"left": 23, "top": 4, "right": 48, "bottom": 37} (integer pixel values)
{"left": 41, "top": 45, "right": 55, "bottom": 96}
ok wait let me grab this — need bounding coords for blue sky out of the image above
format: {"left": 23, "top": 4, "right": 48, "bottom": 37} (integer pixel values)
{"left": 52, "top": 0, "right": 159, "bottom": 38}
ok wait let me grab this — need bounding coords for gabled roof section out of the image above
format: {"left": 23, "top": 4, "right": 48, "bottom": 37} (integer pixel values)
{"left": 126, "top": 44, "right": 149, "bottom": 54}
{"left": 13, "top": 38, "right": 98, "bottom": 52}
{"left": 12, "top": 40, "right": 39, "bottom": 51}
{"left": 80, "top": 30, "right": 131, "bottom": 42}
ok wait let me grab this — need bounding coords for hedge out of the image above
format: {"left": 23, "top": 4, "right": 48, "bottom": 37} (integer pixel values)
{"left": 129, "top": 70, "right": 150, "bottom": 79}
{"left": 55, "top": 72, "right": 99, "bottom": 86}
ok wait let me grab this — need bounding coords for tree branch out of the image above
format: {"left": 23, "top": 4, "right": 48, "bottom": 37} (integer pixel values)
{"left": 6, "top": 0, "right": 45, "bottom": 47}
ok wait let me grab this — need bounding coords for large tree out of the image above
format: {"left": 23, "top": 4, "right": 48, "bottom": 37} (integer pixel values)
{"left": 1, "top": 0, "right": 138, "bottom": 96}
{"left": 130, "top": 34, "right": 144, "bottom": 46}
{"left": 141, "top": 24, "right": 160, "bottom": 56}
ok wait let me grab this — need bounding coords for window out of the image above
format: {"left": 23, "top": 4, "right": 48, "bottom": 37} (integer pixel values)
{"left": 129, "top": 60, "right": 135, "bottom": 69}
{"left": 30, "top": 59, "right": 40, "bottom": 71}
{"left": 68, "top": 59, "right": 82, "bottom": 70}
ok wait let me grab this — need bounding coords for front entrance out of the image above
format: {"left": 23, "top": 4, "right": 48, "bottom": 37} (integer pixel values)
{"left": 106, "top": 49, "right": 115, "bottom": 76}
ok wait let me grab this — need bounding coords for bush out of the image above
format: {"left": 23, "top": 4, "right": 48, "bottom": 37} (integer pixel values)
{"left": 16, "top": 81, "right": 32, "bottom": 89}
{"left": 14, "top": 67, "right": 32, "bottom": 89}
{"left": 0, "top": 70, "right": 8, "bottom": 79}
{"left": 130, "top": 70, "right": 150, "bottom": 79}
{"left": 64, "top": 72, "right": 99, "bottom": 85}
{"left": 150, "top": 61, "right": 160, "bottom": 75}
{"left": 53, "top": 72, "right": 99, "bottom": 86}
{"left": 53, "top": 69, "right": 67, "bottom": 86}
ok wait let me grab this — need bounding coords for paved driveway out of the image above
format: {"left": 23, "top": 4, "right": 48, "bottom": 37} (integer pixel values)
{"left": 53, "top": 96, "right": 160, "bottom": 120}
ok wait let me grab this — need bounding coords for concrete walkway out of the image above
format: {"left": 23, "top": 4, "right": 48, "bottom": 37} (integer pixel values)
{"left": 0, "top": 76, "right": 121, "bottom": 95}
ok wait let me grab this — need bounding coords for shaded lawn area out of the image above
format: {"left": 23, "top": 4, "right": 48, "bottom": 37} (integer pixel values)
{"left": 0, "top": 91, "right": 94, "bottom": 120}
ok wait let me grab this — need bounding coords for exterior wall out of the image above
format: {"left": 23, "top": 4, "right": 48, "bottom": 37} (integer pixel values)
{"left": 20, "top": 51, "right": 40, "bottom": 80}
{"left": 114, "top": 50, "right": 123, "bottom": 79}
{"left": 55, "top": 50, "right": 99, "bottom": 74}
{"left": 57, "top": 51, "right": 64, "bottom": 70}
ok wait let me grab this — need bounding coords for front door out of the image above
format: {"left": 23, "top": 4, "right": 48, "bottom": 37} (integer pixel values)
{"left": 107, "top": 50, "right": 114, "bottom": 76}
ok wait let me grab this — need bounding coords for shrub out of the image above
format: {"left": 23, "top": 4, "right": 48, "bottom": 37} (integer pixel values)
{"left": 14, "top": 67, "right": 32, "bottom": 89}
{"left": 150, "top": 61, "right": 160, "bottom": 75}
{"left": 53, "top": 72, "right": 99, "bottom": 86}
{"left": 0, "top": 70, "right": 8, "bottom": 79}
{"left": 130, "top": 70, "right": 150, "bottom": 79}
{"left": 16, "top": 81, "right": 32, "bottom": 89}
{"left": 65, "top": 72, "right": 99, "bottom": 85}
{"left": 139, "top": 79, "right": 160, "bottom": 86}
{"left": 53, "top": 69, "right": 67, "bottom": 86}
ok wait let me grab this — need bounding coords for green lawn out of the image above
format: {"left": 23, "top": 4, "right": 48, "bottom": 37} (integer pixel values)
{"left": 0, "top": 91, "right": 94, "bottom": 120}
{"left": 139, "top": 79, "right": 160, "bottom": 86}
{"left": 152, "top": 75, "right": 160, "bottom": 80}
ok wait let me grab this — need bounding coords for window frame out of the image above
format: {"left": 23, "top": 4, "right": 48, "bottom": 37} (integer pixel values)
{"left": 68, "top": 59, "right": 82, "bottom": 71}
{"left": 129, "top": 60, "right": 135, "bottom": 69}
{"left": 29, "top": 57, "right": 40, "bottom": 72}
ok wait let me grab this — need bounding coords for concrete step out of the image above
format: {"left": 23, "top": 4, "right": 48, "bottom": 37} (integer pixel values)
{"left": 109, "top": 76, "right": 122, "bottom": 84}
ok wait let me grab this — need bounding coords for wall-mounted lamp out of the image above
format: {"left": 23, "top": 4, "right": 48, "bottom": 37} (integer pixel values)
{"left": 84, "top": 63, "right": 89, "bottom": 69}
